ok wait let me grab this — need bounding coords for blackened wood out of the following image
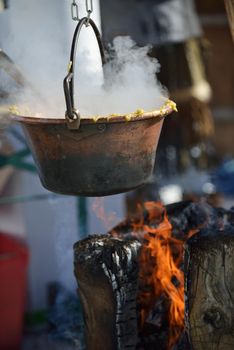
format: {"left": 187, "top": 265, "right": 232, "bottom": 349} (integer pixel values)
{"left": 110, "top": 201, "right": 223, "bottom": 242}
{"left": 74, "top": 234, "right": 141, "bottom": 350}
{"left": 184, "top": 226, "right": 234, "bottom": 350}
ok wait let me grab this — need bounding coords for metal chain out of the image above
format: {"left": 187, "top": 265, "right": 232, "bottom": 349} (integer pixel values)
{"left": 71, "top": 0, "right": 79, "bottom": 21}
{"left": 71, "top": 0, "right": 93, "bottom": 24}
{"left": 85, "top": 0, "right": 93, "bottom": 25}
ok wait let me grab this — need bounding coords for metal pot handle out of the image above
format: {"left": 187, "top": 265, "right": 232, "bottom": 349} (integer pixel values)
{"left": 63, "top": 17, "right": 106, "bottom": 130}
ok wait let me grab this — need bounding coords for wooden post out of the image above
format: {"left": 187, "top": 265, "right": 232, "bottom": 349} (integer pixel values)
{"left": 184, "top": 226, "right": 234, "bottom": 350}
{"left": 74, "top": 234, "right": 141, "bottom": 350}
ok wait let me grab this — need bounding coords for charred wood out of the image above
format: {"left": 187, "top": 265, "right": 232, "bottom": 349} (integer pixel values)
{"left": 184, "top": 225, "right": 234, "bottom": 350}
{"left": 74, "top": 234, "right": 141, "bottom": 350}
{"left": 73, "top": 202, "right": 234, "bottom": 350}
{"left": 111, "top": 201, "right": 225, "bottom": 242}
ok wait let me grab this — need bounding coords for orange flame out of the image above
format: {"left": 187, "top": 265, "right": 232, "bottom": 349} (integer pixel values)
{"left": 111, "top": 201, "right": 199, "bottom": 348}
{"left": 137, "top": 202, "right": 185, "bottom": 349}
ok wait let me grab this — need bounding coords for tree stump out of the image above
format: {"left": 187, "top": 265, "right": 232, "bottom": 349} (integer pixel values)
{"left": 74, "top": 234, "right": 141, "bottom": 350}
{"left": 184, "top": 226, "right": 234, "bottom": 350}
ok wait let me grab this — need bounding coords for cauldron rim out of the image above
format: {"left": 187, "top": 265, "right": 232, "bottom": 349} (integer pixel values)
{"left": 10, "top": 100, "right": 175, "bottom": 125}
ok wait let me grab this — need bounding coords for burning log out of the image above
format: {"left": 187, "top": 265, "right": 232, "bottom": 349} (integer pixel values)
{"left": 74, "top": 234, "right": 141, "bottom": 350}
{"left": 184, "top": 225, "right": 234, "bottom": 350}
{"left": 74, "top": 201, "right": 231, "bottom": 350}
{"left": 74, "top": 202, "right": 189, "bottom": 350}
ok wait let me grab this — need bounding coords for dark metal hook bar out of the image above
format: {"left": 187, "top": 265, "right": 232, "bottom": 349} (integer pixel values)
{"left": 63, "top": 17, "right": 106, "bottom": 129}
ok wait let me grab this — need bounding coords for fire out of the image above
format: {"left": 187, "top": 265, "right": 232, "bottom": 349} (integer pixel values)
{"left": 136, "top": 202, "right": 187, "bottom": 349}
{"left": 111, "top": 200, "right": 201, "bottom": 348}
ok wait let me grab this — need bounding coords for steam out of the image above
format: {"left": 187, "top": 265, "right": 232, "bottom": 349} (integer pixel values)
{"left": 13, "top": 36, "right": 167, "bottom": 118}
{"left": 0, "top": 0, "right": 70, "bottom": 117}
{"left": 77, "top": 36, "right": 167, "bottom": 117}
{"left": 1, "top": 1, "right": 168, "bottom": 119}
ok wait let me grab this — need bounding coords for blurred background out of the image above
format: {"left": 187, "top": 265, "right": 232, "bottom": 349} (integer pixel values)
{"left": 0, "top": 0, "right": 233, "bottom": 349}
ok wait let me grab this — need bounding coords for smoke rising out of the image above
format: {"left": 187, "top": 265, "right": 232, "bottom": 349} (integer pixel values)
{"left": 17, "top": 36, "right": 167, "bottom": 118}
{"left": 77, "top": 36, "right": 167, "bottom": 117}
{"left": 0, "top": 0, "right": 70, "bottom": 117}
{"left": 91, "top": 197, "right": 119, "bottom": 231}
{"left": 3, "top": 35, "right": 167, "bottom": 117}
{"left": 0, "top": 1, "right": 167, "bottom": 118}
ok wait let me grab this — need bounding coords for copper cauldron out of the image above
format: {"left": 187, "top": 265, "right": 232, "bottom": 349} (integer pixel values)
{"left": 13, "top": 105, "right": 174, "bottom": 196}
{"left": 11, "top": 18, "right": 175, "bottom": 196}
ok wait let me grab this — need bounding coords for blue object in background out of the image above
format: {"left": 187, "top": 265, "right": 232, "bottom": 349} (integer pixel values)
{"left": 212, "top": 158, "right": 234, "bottom": 195}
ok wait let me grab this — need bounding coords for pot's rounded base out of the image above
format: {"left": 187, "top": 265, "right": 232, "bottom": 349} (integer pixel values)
{"left": 41, "top": 180, "right": 147, "bottom": 197}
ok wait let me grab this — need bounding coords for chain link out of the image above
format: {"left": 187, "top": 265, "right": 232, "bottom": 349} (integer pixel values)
{"left": 71, "top": 0, "right": 79, "bottom": 21}
{"left": 85, "top": 0, "right": 93, "bottom": 15}
{"left": 85, "top": 0, "right": 93, "bottom": 26}
{"left": 70, "top": 0, "right": 93, "bottom": 23}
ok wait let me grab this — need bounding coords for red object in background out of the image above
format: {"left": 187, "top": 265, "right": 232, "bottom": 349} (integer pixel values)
{"left": 0, "top": 233, "right": 29, "bottom": 350}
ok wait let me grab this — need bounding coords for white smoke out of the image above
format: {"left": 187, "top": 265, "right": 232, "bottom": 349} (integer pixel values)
{"left": 17, "top": 37, "right": 167, "bottom": 118}
{"left": 0, "top": 1, "right": 167, "bottom": 118}
{"left": 15, "top": 36, "right": 167, "bottom": 118}
{"left": 78, "top": 36, "right": 167, "bottom": 117}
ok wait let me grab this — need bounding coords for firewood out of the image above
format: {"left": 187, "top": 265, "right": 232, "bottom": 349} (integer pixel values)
{"left": 74, "top": 234, "right": 141, "bottom": 350}
{"left": 184, "top": 225, "right": 234, "bottom": 350}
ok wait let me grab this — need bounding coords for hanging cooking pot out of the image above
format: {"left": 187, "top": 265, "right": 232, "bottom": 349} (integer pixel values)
{"left": 11, "top": 18, "right": 175, "bottom": 197}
